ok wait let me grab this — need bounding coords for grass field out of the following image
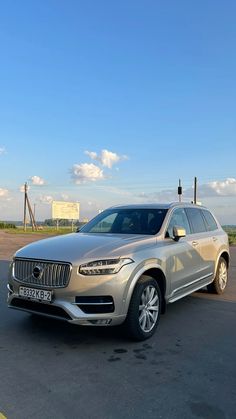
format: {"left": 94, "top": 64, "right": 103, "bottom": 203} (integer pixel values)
{"left": 3, "top": 226, "right": 236, "bottom": 244}
{"left": 4, "top": 226, "right": 74, "bottom": 235}
{"left": 223, "top": 227, "right": 236, "bottom": 246}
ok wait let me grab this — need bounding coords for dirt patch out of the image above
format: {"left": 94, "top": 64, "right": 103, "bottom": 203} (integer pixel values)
{"left": 0, "top": 231, "right": 52, "bottom": 260}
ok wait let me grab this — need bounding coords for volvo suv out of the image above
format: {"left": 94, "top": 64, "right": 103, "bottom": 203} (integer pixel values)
{"left": 8, "top": 203, "right": 229, "bottom": 340}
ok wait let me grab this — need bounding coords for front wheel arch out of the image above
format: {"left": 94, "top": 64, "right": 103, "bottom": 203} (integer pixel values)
{"left": 124, "top": 266, "right": 167, "bottom": 317}
{"left": 141, "top": 268, "right": 166, "bottom": 313}
{"left": 124, "top": 275, "right": 162, "bottom": 341}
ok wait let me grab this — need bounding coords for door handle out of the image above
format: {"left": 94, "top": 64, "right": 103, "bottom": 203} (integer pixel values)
{"left": 213, "top": 237, "right": 218, "bottom": 242}
{"left": 192, "top": 241, "right": 198, "bottom": 247}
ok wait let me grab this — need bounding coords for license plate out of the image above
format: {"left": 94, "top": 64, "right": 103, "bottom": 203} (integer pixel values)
{"left": 19, "top": 286, "right": 52, "bottom": 302}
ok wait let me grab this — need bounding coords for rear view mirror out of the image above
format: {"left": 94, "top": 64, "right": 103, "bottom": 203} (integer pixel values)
{"left": 173, "top": 226, "right": 186, "bottom": 241}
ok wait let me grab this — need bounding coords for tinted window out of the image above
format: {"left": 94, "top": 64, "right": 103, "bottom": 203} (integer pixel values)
{"left": 201, "top": 210, "right": 218, "bottom": 231}
{"left": 80, "top": 208, "right": 168, "bottom": 235}
{"left": 185, "top": 208, "right": 207, "bottom": 233}
{"left": 89, "top": 213, "right": 117, "bottom": 233}
{"left": 166, "top": 208, "right": 191, "bottom": 238}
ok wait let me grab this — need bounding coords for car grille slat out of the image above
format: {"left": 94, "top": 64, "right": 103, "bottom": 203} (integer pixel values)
{"left": 14, "top": 259, "right": 71, "bottom": 288}
{"left": 59, "top": 265, "right": 62, "bottom": 287}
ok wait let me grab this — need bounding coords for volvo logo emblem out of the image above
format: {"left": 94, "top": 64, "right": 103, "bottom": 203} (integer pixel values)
{"left": 32, "top": 265, "right": 43, "bottom": 279}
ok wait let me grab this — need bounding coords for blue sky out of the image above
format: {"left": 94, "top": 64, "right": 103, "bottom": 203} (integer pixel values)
{"left": 0, "top": 0, "right": 236, "bottom": 223}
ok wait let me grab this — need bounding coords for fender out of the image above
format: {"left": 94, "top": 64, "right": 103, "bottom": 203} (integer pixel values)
{"left": 214, "top": 248, "right": 230, "bottom": 277}
{"left": 121, "top": 260, "right": 166, "bottom": 315}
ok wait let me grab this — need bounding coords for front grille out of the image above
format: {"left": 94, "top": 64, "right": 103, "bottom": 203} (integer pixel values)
{"left": 14, "top": 258, "right": 71, "bottom": 288}
{"left": 10, "top": 298, "right": 72, "bottom": 320}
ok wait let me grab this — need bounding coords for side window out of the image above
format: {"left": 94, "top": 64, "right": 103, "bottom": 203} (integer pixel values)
{"left": 166, "top": 208, "right": 191, "bottom": 238}
{"left": 201, "top": 210, "right": 218, "bottom": 231}
{"left": 147, "top": 210, "right": 167, "bottom": 234}
{"left": 185, "top": 208, "right": 207, "bottom": 234}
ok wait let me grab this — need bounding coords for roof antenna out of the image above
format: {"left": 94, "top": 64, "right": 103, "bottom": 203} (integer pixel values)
{"left": 178, "top": 179, "right": 182, "bottom": 202}
{"left": 193, "top": 177, "right": 197, "bottom": 204}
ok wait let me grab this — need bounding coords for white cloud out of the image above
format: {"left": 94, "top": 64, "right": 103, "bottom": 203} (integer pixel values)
{"left": 0, "top": 188, "right": 9, "bottom": 198}
{"left": 61, "top": 193, "right": 69, "bottom": 201}
{"left": 98, "top": 149, "right": 120, "bottom": 168}
{"left": 85, "top": 149, "right": 128, "bottom": 168}
{"left": 97, "top": 185, "right": 132, "bottom": 197}
{"left": 197, "top": 178, "right": 236, "bottom": 197}
{"left": 85, "top": 151, "right": 98, "bottom": 160}
{"left": 20, "top": 184, "right": 30, "bottom": 193}
{"left": 30, "top": 175, "right": 45, "bottom": 186}
{"left": 0, "top": 147, "right": 6, "bottom": 155}
{"left": 39, "top": 195, "right": 54, "bottom": 204}
{"left": 137, "top": 189, "right": 178, "bottom": 202}
{"left": 137, "top": 178, "right": 236, "bottom": 203}
{"left": 72, "top": 163, "right": 105, "bottom": 184}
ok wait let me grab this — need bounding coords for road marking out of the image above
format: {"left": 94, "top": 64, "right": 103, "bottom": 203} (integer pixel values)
{"left": 0, "top": 412, "right": 7, "bottom": 419}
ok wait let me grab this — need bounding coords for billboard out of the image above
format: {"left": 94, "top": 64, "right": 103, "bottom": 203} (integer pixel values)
{"left": 52, "top": 201, "right": 80, "bottom": 220}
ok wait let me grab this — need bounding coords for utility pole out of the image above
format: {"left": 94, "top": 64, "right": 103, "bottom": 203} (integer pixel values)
{"left": 178, "top": 179, "right": 182, "bottom": 202}
{"left": 23, "top": 182, "right": 37, "bottom": 231}
{"left": 194, "top": 177, "right": 197, "bottom": 204}
{"left": 23, "top": 182, "right": 27, "bottom": 232}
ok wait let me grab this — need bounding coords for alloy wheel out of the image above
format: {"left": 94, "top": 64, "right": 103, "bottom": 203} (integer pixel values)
{"left": 139, "top": 285, "right": 159, "bottom": 333}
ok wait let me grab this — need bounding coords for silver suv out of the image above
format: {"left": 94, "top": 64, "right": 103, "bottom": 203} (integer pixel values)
{"left": 8, "top": 203, "right": 229, "bottom": 340}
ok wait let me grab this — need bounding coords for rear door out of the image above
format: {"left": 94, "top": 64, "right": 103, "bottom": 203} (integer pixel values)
{"left": 200, "top": 209, "right": 221, "bottom": 274}
{"left": 185, "top": 207, "right": 215, "bottom": 281}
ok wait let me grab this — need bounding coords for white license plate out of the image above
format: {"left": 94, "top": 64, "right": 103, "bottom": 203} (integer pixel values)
{"left": 19, "top": 286, "right": 52, "bottom": 302}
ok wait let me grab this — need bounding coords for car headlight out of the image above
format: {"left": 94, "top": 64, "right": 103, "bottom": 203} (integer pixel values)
{"left": 79, "top": 258, "right": 134, "bottom": 276}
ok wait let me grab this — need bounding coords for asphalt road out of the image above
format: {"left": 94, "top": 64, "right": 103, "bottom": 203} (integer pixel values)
{"left": 0, "top": 246, "right": 236, "bottom": 419}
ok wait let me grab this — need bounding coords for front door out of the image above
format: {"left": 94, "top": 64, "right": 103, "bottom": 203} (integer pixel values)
{"left": 164, "top": 208, "right": 204, "bottom": 301}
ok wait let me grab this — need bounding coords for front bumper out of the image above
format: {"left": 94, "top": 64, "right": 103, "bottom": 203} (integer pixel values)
{"left": 7, "top": 263, "right": 135, "bottom": 326}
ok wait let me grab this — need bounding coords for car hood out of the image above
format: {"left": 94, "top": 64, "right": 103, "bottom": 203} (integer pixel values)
{"left": 14, "top": 232, "right": 156, "bottom": 264}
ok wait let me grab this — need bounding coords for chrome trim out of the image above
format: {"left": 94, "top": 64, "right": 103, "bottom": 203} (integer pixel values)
{"left": 72, "top": 302, "right": 113, "bottom": 305}
{"left": 170, "top": 272, "right": 213, "bottom": 297}
{"left": 7, "top": 283, "right": 13, "bottom": 292}
{"left": 13, "top": 258, "right": 72, "bottom": 289}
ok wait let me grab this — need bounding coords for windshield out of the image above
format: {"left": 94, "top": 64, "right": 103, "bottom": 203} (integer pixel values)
{"left": 80, "top": 208, "right": 167, "bottom": 235}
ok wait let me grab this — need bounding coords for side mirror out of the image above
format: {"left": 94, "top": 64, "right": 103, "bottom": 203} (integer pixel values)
{"left": 173, "top": 226, "right": 186, "bottom": 241}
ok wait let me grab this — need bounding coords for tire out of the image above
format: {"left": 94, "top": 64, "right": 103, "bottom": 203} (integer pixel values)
{"left": 124, "top": 275, "right": 162, "bottom": 341}
{"left": 207, "top": 257, "right": 228, "bottom": 295}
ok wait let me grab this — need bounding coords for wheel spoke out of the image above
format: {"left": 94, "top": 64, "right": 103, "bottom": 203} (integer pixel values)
{"left": 148, "top": 305, "right": 159, "bottom": 312}
{"left": 219, "top": 262, "right": 227, "bottom": 290}
{"left": 139, "top": 310, "right": 146, "bottom": 322}
{"left": 149, "top": 295, "right": 158, "bottom": 306}
{"left": 146, "top": 312, "right": 151, "bottom": 330}
{"left": 148, "top": 311, "right": 155, "bottom": 322}
{"left": 147, "top": 287, "right": 155, "bottom": 304}
{"left": 141, "top": 312, "right": 147, "bottom": 330}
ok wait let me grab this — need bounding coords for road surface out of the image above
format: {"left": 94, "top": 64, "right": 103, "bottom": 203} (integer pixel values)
{"left": 0, "top": 232, "right": 235, "bottom": 418}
